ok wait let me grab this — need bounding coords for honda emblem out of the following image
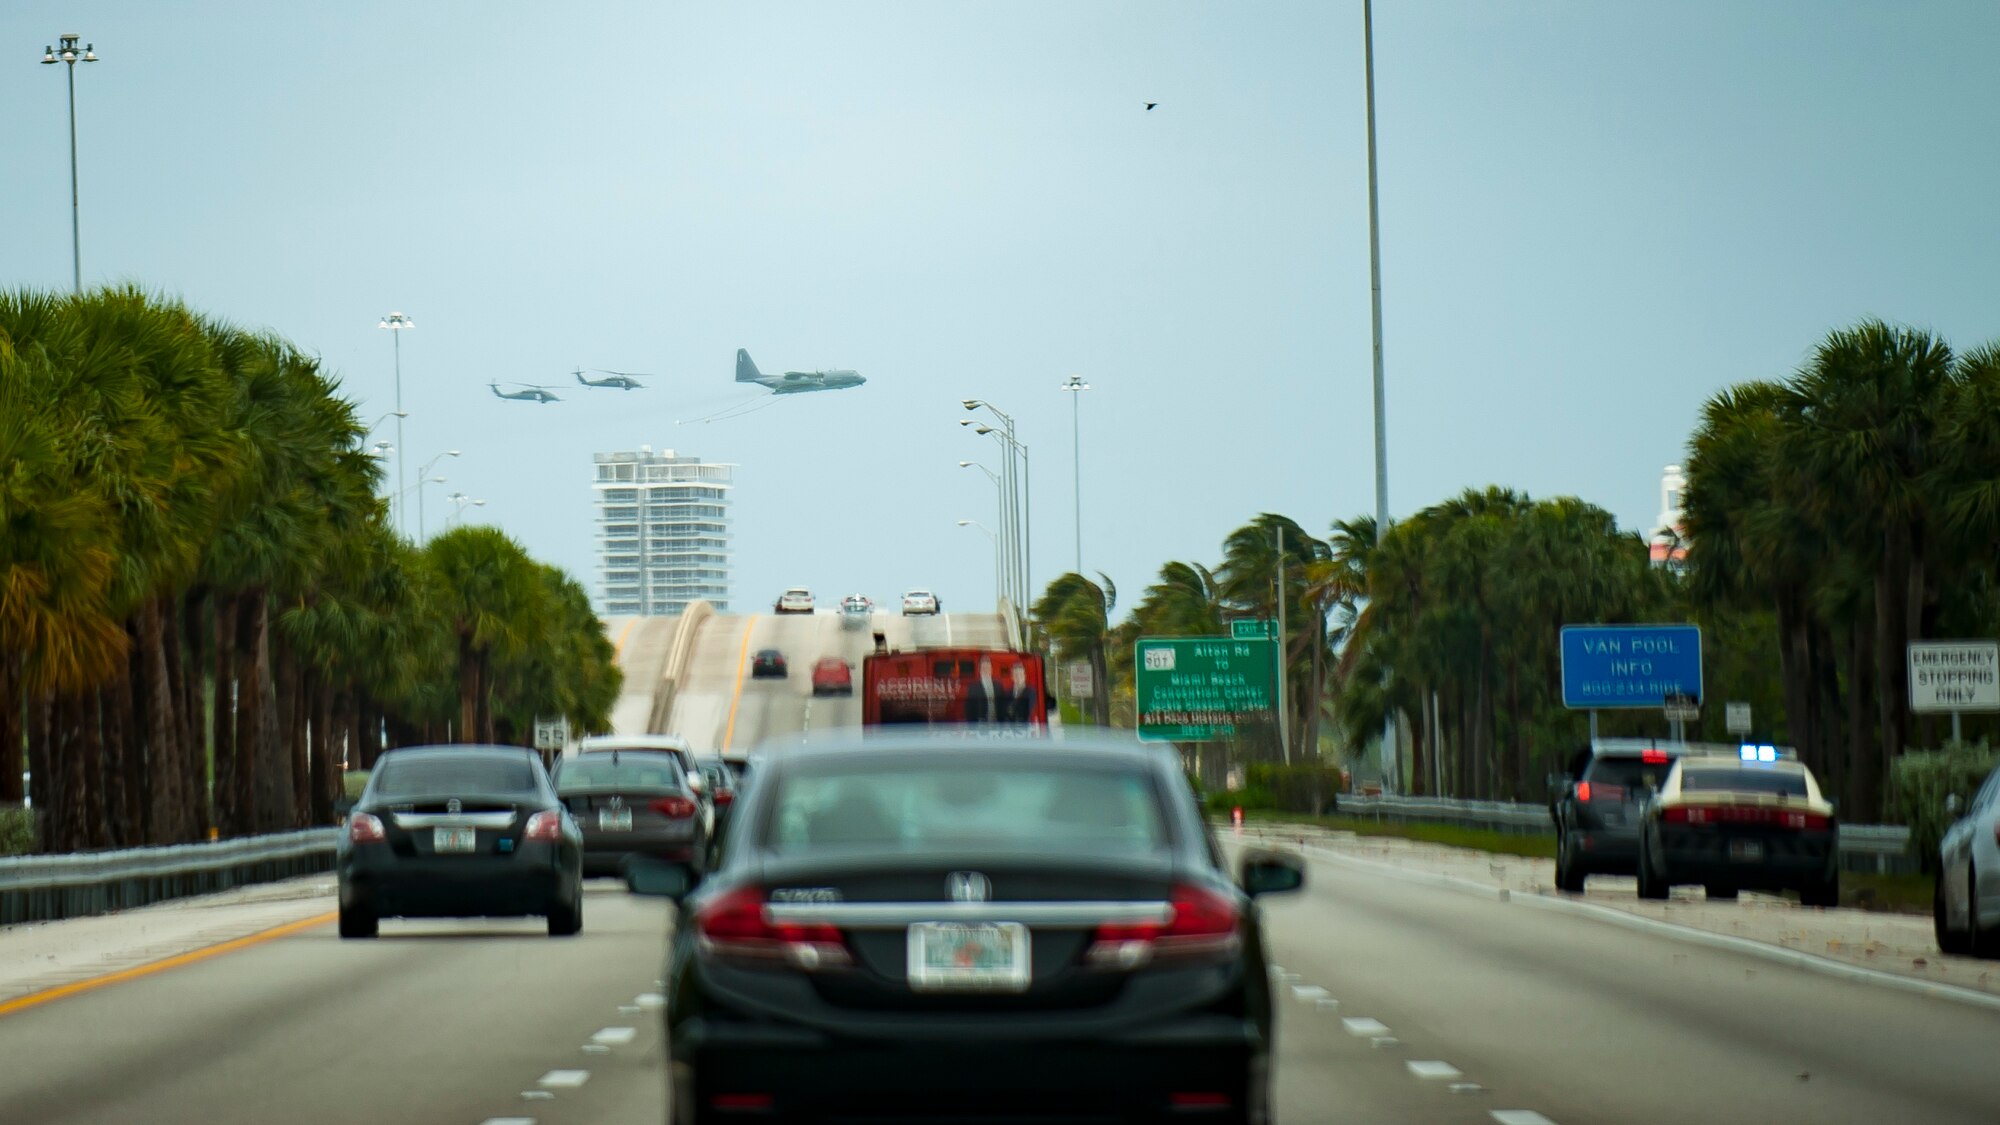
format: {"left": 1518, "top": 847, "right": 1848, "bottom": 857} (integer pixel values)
{"left": 947, "top": 871, "right": 991, "bottom": 903}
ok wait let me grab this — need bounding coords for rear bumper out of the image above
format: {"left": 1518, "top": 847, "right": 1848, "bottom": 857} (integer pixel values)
{"left": 677, "top": 1014, "right": 1261, "bottom": 1121}
{"left": 1655, "top": 831, "right": 1835, "bottom": 889}
{"left": 340, "top": 848, "right": 574, "bottom": 917}
{"left": 580, "top": 835, "right": 699, "bottom": 876}
{"left": 1571, "top": 826, "right": 1642, "bottom": 868}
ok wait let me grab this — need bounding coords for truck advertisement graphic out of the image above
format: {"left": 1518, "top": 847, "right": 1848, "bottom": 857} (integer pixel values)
{"left": 861, "top": 648, "right": 1049, "bottom": 728}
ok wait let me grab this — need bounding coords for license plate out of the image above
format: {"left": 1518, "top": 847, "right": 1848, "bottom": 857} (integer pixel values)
{"left": 1729, "top": 839, "right": 1764, "bottom": 862}
{"left": 907, "top": 922, "right": 1030, "bottom": 992}
{"left": 598, "top": 807, "right": 633, "bottom": 831}
{"left": 434, "top": 827, "right": 478, "bottom": 853}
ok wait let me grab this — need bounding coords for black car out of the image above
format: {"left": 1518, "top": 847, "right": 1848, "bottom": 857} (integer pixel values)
{"left": 552, "top": 749, "right": 711, "bottom": 880}
{"left": 337, "top": 744, "right": 584, "bottom": 938}
{"left": 751, "top": 648, "right": 788, "bottom": 678}
{"left": 694, "top": 757, "right": 741, "bottom": 844}
{"left": 628, "top": 730, "right": 1304, "bottom": 1125}
{"left": 1549, "top": 738, "right": 1684, "bottom": 892}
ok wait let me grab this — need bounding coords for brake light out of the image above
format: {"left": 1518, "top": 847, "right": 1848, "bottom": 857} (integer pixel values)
{"left": 712, "top": 790, "right": 735, "bottom": 806}
{"left": 1663, "top": 805, "right": 1827, "bottom": 829}
{"left": 1169, "top": 1092, "right": 1233, "bottom": 1110}
{"left": 1576, "top": 782, "right": 1591, "bottom": 802}
{"left": 1088, "top": 884, "right": 1240, "bottom": 968}
{"left": 347, "top": 812, "right": 385, "bottom": 843}
{"left": 1642, "top": 749, "right": 1669, "bottom": 764}
{"left": 1578, "top": 782, "right": 1626, "bottom": 802}
{"left": 524, "top": 810, "right": 565, "bottom": 841}
{"left": 651, "top": 796, "right": 699, "bottom": 819}
{"left": 696, "top": 885, "right": 851, "bottom": 969}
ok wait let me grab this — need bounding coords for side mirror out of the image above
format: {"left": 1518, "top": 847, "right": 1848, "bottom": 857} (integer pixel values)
{"left": 1946, "top": 793, "right": 1963, "bottom": 818}
{"left": 1239, "top": 850, "right": 1305, "bottom": 897}
{"left": 625, "top": 856, "right": 693, "bottom": 901}
{"left": 686, "top": 773, "right": 706, "bottom": 794}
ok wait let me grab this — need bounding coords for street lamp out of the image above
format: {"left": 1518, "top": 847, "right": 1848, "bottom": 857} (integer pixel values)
{"left": 958, "top": 462, "right": 1010, "bottom": 604}
{"left": 447, "top": 491, "right": 487, "bottom": 526}
{"left": 956, "top": 520, "right": 1000, "bottom": 607}
{"left": 40, "top": 33, "right": 99, "bottom": 294}
{"left": 377, "top": 312, "right": 415, "bottom": 536}
{"left": 415, "top": 450, "right": 460, "bottom": 540}
{"left": 363, "top": 409, "right": 407, "bottom": 436}
{"left": 1060, "top": 375, "right": 1089, "bottom": 575}
{"left": 961, "top": 400, "right": 1032, "bottom": 624}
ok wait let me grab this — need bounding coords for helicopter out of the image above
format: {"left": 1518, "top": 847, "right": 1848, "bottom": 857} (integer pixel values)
{"left": 489, "top": 383, "right": 561, "bottom": 403}
{"left": 574, "top": 368, "right": 647, "bottom": 390}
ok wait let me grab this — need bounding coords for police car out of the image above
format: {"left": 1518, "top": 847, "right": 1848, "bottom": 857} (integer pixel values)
{"left": 1636, "top": 744, "right": 1838, "bottom": 905}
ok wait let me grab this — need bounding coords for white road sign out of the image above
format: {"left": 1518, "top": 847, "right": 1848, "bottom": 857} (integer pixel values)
{"left": 1725, "top": 701, "right": 1752, "bottom": 735}
{"left": 1067, "top": 662, "right": 1095, "bottom": 700}
{"left": 533, "top": 716, "right": 570, "bottom": 751}
{"left": 1907, "top": 641, "right": 2000, "bottom": 713}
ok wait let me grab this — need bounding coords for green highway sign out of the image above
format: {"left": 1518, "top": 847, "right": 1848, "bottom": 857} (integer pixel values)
{"left": 1230, "top": 618, "right": 1275, "bottom": 640}
{"left": 1135, "top": 636, "right": 1276, "bottom": 742}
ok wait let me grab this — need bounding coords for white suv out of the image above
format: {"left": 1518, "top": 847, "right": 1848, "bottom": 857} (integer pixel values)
{"left": 901, "top": 588, "right": 940, "bottom": 616}
{"left": 774, "top": 587, "right": 815, "bottom": 615}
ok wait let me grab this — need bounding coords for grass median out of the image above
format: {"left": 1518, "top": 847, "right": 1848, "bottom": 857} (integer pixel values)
{"left": 1229, "top": 809, "right": 1931, "bottom": 915}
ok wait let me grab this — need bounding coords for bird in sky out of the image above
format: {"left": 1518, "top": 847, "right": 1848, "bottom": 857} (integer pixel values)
{"left": 1145, "top": 102, "right": 1158, "bottom": 110}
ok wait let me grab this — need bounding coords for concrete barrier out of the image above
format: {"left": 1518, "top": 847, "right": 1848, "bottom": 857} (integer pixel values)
{"left": 648, "top": 600, "right": 715, "bottom": 734}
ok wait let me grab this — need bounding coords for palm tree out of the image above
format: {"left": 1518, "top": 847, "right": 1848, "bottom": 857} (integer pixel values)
{"left": 1033, "top": 573, "right": 1116, "bottom": 726}
{"left": 426, "top": 527, "right": 541, "bottom": 742}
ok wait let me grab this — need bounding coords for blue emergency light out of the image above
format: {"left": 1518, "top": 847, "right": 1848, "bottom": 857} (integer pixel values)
{"left": 1738, "top": 744, "right": 1778, "bottom": 763}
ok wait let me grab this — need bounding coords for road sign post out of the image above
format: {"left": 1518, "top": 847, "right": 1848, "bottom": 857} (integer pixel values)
{"left": 533, "top": 716, "right": 569, "bottom": 753}
{"left": 1067, "top": 661, "right": 1094, "bottom": 701}
{"left": 1134, "top": 636, "right": 1276, "bottom": 743}
{"left": 1907, "top": 640, "right": 2000, "bottom": 745}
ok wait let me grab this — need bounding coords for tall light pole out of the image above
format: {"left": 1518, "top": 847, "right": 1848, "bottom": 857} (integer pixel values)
{"left": 1060, "top": 375, "right": 1089, "bottom": 575}
{"left": 447, "top": 492, "right": 487, "bottom": 527}
{"left": 959, "top": 461, "right": 1010, "bottom": 606}
{"left": 962, "top": 399, "right": 1031, "bottom": 616}
{"left": 415, "top": 450, "right": 460, "bottom": 540}
{"left": 1363, "top": 0, "right": 1398, "bottom": 791}
{"left": 41, "top": 34, "right": 99, "bottom": 294}
{"left": 957, "top": 520, "right": 1000, "bottom": 607}
{"left": 378, "top": 312, "right": 415, "bottom": 536}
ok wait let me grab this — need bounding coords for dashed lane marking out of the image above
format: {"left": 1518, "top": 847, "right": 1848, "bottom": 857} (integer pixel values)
{"left": 591, "top": 1026, "right": 637, "bottom": 1045}
{"left": 635, "top": 992, "right": 665, "bottom": 1008}
{"left": 1407, "top": 1060, "right": 1463, "bottom": 1080}
{"left": 537, "top": 1070, "right": 590, "bottom": 1088}
{"left": 1491, "top": 1113, "right": 1557, "bottom": 1125}
{"left": 1342, "top": 1017, "right": 1390, "bottom": 1037}
{"left": 1290, "top": 984, "right": 1329, "bottom": 1001}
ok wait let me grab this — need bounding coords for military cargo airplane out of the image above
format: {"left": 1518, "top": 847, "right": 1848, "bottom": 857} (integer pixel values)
{"left": 574, "top": 368, "right": 647, "bottom": 390}
{"left": 489, "top": 383, "right": 560, "bottom": 403}
{"left": 736, "top": 349, "right": 865, "bottom": 394}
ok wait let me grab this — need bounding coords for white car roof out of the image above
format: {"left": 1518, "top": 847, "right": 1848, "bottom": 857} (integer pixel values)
{"left": 577, "top": 734, "right": 692, "bottom": 754}
{"left": 904, "top": 589, "right": 934, "bottom": 597}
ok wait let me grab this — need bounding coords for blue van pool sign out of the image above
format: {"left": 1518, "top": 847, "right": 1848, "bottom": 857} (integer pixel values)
{"left": 1560, "top": 624, "right": 1702, "bottom": 709}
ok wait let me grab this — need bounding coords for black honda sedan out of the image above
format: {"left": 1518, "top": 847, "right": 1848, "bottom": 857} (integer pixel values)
{"left": 628, "top": 730, "right": 1303, "bottom": 1124}
{"left": 337, "top": 744, "right": 584, "bottom": 938}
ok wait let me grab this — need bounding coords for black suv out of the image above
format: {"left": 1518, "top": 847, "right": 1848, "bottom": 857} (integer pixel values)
{"left": 1549, "top": 739, "right": 1685, "bottom": 892}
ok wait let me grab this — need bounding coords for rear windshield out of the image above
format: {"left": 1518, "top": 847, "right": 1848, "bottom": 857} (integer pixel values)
{"left": 1583, "top": 757, "right": 1673, "bottom": 795}
{"left": 373, "top": 755, "right": 538, "bottom": 798}
{"left": 762, "top": 760, "right": 1167, "bottom": 854}
{"left": 699, "top": 763, "right": 735, "bottom": 789}
{"left": 557, "top": 756, "right": 686, "bottom": 792}
{"left": 1681, "top": 767, "right": 1808, "bottom": 798}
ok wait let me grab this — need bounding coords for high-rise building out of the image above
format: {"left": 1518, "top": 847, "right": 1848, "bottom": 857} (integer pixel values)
{"left": 1648, "top": 463, "right": 1689, "bottom": 573}
{"left": 593, "top": 447, "right": 733, "bottom": 615}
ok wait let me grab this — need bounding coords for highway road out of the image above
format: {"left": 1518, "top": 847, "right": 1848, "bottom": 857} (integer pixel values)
{"left": 6, "top": 835, "right": 1999, "bottom": 1122}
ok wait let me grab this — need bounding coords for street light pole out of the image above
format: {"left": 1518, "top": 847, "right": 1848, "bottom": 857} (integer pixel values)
{"left": 1363, "top": 0, "right": 1398, "bottom": 791}
{"left": 415, "top": 450, "right": 461, "bottom": 540}
{"left": 41, "top": 34, "right": 99, "bottom": 294}
{"left": 960, "top": 462, "right": 1008, "bottom": 609}
{"left": 1061, "top": 376, "right": 1088, "bottom": 576}
{"left": 378, "top": 312, "right": 415, "bottom": 536}
{"left": 957, "top": 520, "right": 1000, "bottom": 607}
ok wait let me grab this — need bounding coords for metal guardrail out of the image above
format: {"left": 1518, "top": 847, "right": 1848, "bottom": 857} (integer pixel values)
{"left": 0, "top": 828, "right": 338, "bottom": 925}
{"left": 1334, "top": 794, "right": 1917, "bottom": 875}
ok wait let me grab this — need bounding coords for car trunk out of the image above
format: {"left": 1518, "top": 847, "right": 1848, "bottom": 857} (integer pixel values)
{"left": 751, "top": 850, "right": 1179, "bottom": 1013}
{"left": 381, "top": 795, "right": 531, "bottom": 858}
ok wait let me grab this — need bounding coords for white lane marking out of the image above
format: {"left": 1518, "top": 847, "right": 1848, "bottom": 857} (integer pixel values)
{"left": 635, "top": 992, "right": 665, "bottom": 1008}
{"left": 618, "top": 1004, "right": 642, "bottom": 1014}
{"left": 1370, "top": 1036, "right": 1401, "bottom": 1049}
{"left": 1492, "top": 1113, "right": 1557, "bottom": 1125}
{"left": 1449, "top": 1082, "right": 1486, "bottom": 1095}
{"left": 537, "top": 1070, "right": 590, "bottom": 1088}
{"left": 1407, "top": 1060, "right": 1463, "bottom": 1080}
{"left": 591, "top": 1026, "right": 637, "bottom": 1045}
{"left": 519, "top": 1091, "right": 555, "bottom": 1101}
{"left": 1290, "top": 984, "right": 1330, "bottom": 1001}
{"left": 480, "top": 1119, "right": 537, "bottom": 1125}
{"left": 1342, "top": 1017, "right": 1390, "bottom": 1037}
{"left": 1315, "top": 997, "right": 1341, "bottom": 1011}
{"left": 1267, "top": 964, "right": 1286, "bottom": 976}
{"left": 581, "top": 1044, "right": 611, "bottom": 1054}
{"left": 1291, "top": 841, "right": 2000, "bottom": 1015}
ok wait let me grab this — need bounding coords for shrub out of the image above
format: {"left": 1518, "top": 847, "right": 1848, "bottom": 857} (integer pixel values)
{"left": 1245, "top": 763, "right": 1344, "bottom": 815}
{"left": 1888, "top": 741, "right": 1998, "bottom": 871}
{"left": 0, "top": 807, "right": 38, "bottom": 857}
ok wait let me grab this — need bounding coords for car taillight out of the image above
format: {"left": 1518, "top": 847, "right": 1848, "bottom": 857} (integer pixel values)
{"left": 1576, "top": 781, "right": 1591, "bottom": 802}
{"left": 1578, "top": 782, "right": 1626, "bottom": 802}
{"left": 524, "top": 810, "right": 565, "bottom": 841}
{"left": 1663, "top": 805, "right": 1827, "bottom": 830}
{"left": 1663, "top": 806, "right": 1697, "bottom": 824}
{"left": 1087, "top": 884, "right": 1240, "bottom": 969}
{"left": 347, "top": 812, "right": 385, "bottom": 843}
{"left": 1641, "top": 749, "right": 1669, "bottom": 764}
{"left": 712, "top": 790, "right": 735, "bottom": 806}
{"left": 695, "top": 885, "right": 850, "bottom": 970}
{"left": 651, "top": 796, "right": 699, "bottom": 819}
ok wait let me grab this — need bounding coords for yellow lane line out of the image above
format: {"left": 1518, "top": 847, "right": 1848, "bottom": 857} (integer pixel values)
{"left": 0, "top": 910, "right": 337, "bottom": 1019}
{"left": 612, "top": 617, "right": 639, "bottom": 660}
{"left": 720, "top": 615, "right": 759, "bottom": 752}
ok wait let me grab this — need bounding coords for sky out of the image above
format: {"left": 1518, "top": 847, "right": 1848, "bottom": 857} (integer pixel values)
{"left": 5, "top": 2, "right": 1999, "bottom": 617}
